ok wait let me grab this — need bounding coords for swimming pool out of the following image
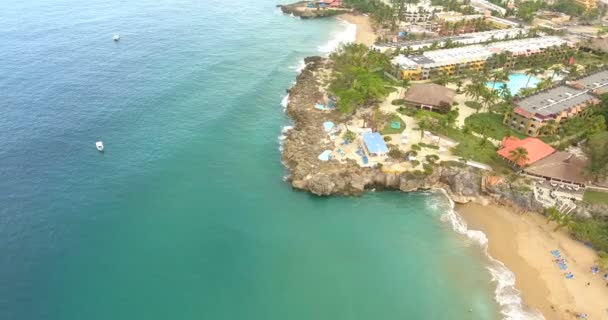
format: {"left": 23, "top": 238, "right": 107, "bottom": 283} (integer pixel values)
{"left": 486, "top": 73, "right": 541, "bottom": 95}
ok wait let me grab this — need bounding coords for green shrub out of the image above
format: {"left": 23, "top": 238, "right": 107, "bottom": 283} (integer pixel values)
{"left": 384, "top": 136, "right": 392, "bottom": 142}
{"left": 425, "top": 154, "right": 440, "bottom": 163}
{"left": 423, "top": 163, "right": 434, "bottom": 175}
{"left": 569, "top": 219, "right": 608, "bottom": 252}
{"left": 599, "top": 251, "right": 608, "bottom": 271}
{"left": 388, "top": 148, "right": 405, "bottom": 159}
{"left": 419, "top": 142, "right": 440, "bottom": 150}
{"left": 410, "top": 160, "right": 420, "bottom": 167}
{"left": 392, "top": 99, "right": 405, "bottom": 105}
{"left": 411, "top": 144, "right": 421, "bottom": 151}
{"left": 465, "top": 101, "right": 482, "bottom": 110}
{"left": 343, "top": 130, "right": 357, "bottom": 142}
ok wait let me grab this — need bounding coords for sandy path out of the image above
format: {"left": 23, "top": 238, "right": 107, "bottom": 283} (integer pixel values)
{"left": 458, "top": 203, "right": 608, "bottom": 320}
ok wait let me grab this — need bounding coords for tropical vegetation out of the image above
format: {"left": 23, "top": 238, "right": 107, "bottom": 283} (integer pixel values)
{"left": 329, "top": 44, "right": 392, "bottom": 113}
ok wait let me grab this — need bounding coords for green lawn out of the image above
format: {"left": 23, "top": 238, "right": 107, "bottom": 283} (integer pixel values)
{"left": 444, "top": 127, "right": 502, "bottom": 166}
{"left": 465, "top": 112, "right": 526, "bottom": 141}
{"left": 583, "top": 190, "right": 608, "bottom": 205}
{"left": 380, "top": 115, "right": 406, "bottom": 134}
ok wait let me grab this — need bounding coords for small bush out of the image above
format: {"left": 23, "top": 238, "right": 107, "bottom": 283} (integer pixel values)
{"left": 465, "top": 101, "right": 482, "bottom": 110}
{"left": 419, "top": 142, "right": 440, "bottom": 150}
{"left": 423, "top": 163, "right": 434, "bottom": 175}
{"left": 425, "top": 154, "right": 440, "bottom": 163}
{"left": 410, "top": 160, "right": 420, "bottom": 167}
{"left": 392, "top": 99, "right": 405, "bottom": 105}
{"left": 388, "top": 148, "right": 405, "bottom": 159}
{"left": 599, "top": 251, "right": 608, "bottom": 271}
{"left": 343, "top": 130, "right": 357, "bottom": 142}
{"left": 384, "top": 136, "right": 392, "bottom": 142}
{"left": 411, "top": 144, "right": 421, "bottom": 151}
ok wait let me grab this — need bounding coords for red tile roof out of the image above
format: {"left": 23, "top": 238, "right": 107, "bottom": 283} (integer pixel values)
{"left": 497, "top": 137, "right": 556, "bottom": 166}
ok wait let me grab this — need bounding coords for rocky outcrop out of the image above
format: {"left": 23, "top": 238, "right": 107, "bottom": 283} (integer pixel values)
{"left": 281, "top": 57, "right": 594, "bottom": 219}
{"left": 277, "top": 2, "right": 346, "bottom": 19}
{"left": 282, "top": 58, "right": 490, "bottom": 201}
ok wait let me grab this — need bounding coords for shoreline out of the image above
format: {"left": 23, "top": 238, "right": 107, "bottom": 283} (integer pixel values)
{"left": 278, "top": 13, "right": 607, "bottom": 320}
{"left": 457, "top": 203, "right": 608, "bottom": 320}
{"left": 338, "top": 13, "right": 375, "bottom": 46}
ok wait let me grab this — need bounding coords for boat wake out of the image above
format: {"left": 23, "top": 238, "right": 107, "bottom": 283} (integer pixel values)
{"left": 436, "top": 190, "right": 545, "bottom": 320}
{"left": 318, "top": 20, "right": 356, "bottom": 55}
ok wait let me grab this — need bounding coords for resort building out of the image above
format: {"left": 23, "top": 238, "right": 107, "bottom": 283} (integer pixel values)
{"left": 392, "top": 36, "right": 571, "bottom": 80}
{"left": 397, "top": 1, "right": 443, "bottom": 23}
{"left": 497, "top": 137, "right": 556, "bottom": 167}
{"left": 402, "top": 83, "right": 455, "bottom": 113}
{"left": 504, "top": 70, "right": 608, "bottom": 136}
{"left": 470, "top": 0, "right": 507, "bottom": 15}
{"left": 314, "top": 0, "right": 343, "bottom": 8}
{"left": 362, "top": 132, "right": 389, "bottom": 157}
{"left": 525, "top": 152, "right": 590, "bottom": 186}
{"left": 376, "top": 27, "right": 528, "bottom": 52}
{"left": 569, "top": 70, "right": 608, "bottom": 95}
{"left": 497, "top": 137, "right": 589, "bottom": 186}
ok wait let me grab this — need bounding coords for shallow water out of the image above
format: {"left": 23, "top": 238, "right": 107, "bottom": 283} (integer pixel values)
{"left": 0, "top": 1, "right": 503, "bottom": 319}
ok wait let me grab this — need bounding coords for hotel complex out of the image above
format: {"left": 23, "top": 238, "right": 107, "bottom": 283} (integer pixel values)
{"left": 376, "top": 27, "right": 529, "bottom": 51}
{"left": 504, "top": 71, "right": 608, "bottom": 136}
{"left": 392, "top": 36, "right": 572, "bottom": 80}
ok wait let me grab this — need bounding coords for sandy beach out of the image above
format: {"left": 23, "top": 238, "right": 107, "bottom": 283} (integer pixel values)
{"left": 340, "top": 13, "right": 376, "bottom": 46}
{"left": 458, "top": 203, "right": 608, "bottom": 319}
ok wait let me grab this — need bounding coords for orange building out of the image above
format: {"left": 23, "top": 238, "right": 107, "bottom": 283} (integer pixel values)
{"left": 497, "top": 137, "right": 556, "bottom": 167}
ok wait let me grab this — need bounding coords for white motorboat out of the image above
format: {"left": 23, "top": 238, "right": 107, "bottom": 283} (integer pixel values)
{"left": 113, "top": 34, "right": 120, "bottom": 41}
{"left": 96, "top": 141, "right": 104, "bottom": 152}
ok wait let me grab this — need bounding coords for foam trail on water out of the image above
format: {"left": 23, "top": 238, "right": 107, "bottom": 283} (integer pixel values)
{"left": 318, "top": 20, "right": 356, "bottom": 55}
{"left": 436, "top": 189, "right": 545, "bottom": 320}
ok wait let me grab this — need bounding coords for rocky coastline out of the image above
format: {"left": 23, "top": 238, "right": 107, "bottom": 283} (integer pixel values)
{"left": 282, "top": 57, "right": 605, "bottom": 218}
{"left": 277, "top": 2, "right": 348, "bottom": 19}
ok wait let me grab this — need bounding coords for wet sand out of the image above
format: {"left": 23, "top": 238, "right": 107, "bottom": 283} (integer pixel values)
{"left": 458, "top": 203, "right": 608, "bottom": 319}
{"left": 339, "top": 13, "right": 375, "bottom": 46}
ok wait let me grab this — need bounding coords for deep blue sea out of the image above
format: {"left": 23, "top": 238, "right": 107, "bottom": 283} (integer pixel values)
{"left": 0, "top": 1, "right": 508, "bottom": 319}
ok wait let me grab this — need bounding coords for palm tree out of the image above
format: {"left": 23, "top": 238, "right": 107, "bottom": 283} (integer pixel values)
{"left": 525, "top": 68, "right": 541, "bottom": 89}
{"left": 568, "top": 65, "right": 580, "bottom": 79}
{"left": 491, "top": 69, "right": 509, "bottom": 91}
{"left": 400, "top": 77, "right": 410, "bottom": 95}
{"left": 481, "top": 89, "right": 499, "bottom": 113}
{"left": 550, "top": 65, "right": 562, "bottom": 81}
{"left": 541, "top": 119, "right": 557, "bottom": 136}
{"left": 546, "top": 207, "right": 574, "bottom": 231}
{"left": 509, "top": 146, "right": 529, "bottom": 167}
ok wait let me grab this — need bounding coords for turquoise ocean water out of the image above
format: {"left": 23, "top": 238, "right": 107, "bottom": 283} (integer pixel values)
{"left": 1, "top": 0, "right": 510, "bottom": 319}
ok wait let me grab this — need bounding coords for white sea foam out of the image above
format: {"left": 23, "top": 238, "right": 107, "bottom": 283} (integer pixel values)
{"left": 278, "top": 125, "right": 293, "bottom": 152}
{"left": 289, "top": 59, "right": 306, "bottom": 73}
{"left": 280, "top": 93, "right": 290, "bottom": 112}
{"left": 436, "top": 189, "right": 545, "bottom": 320}
{"left": 317, "top": 20, "right": 357, "bottom": 55}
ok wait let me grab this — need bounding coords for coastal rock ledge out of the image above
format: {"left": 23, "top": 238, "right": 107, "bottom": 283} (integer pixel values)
{"left": 282, "top": 57, "right": 548, "bottom": 212}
